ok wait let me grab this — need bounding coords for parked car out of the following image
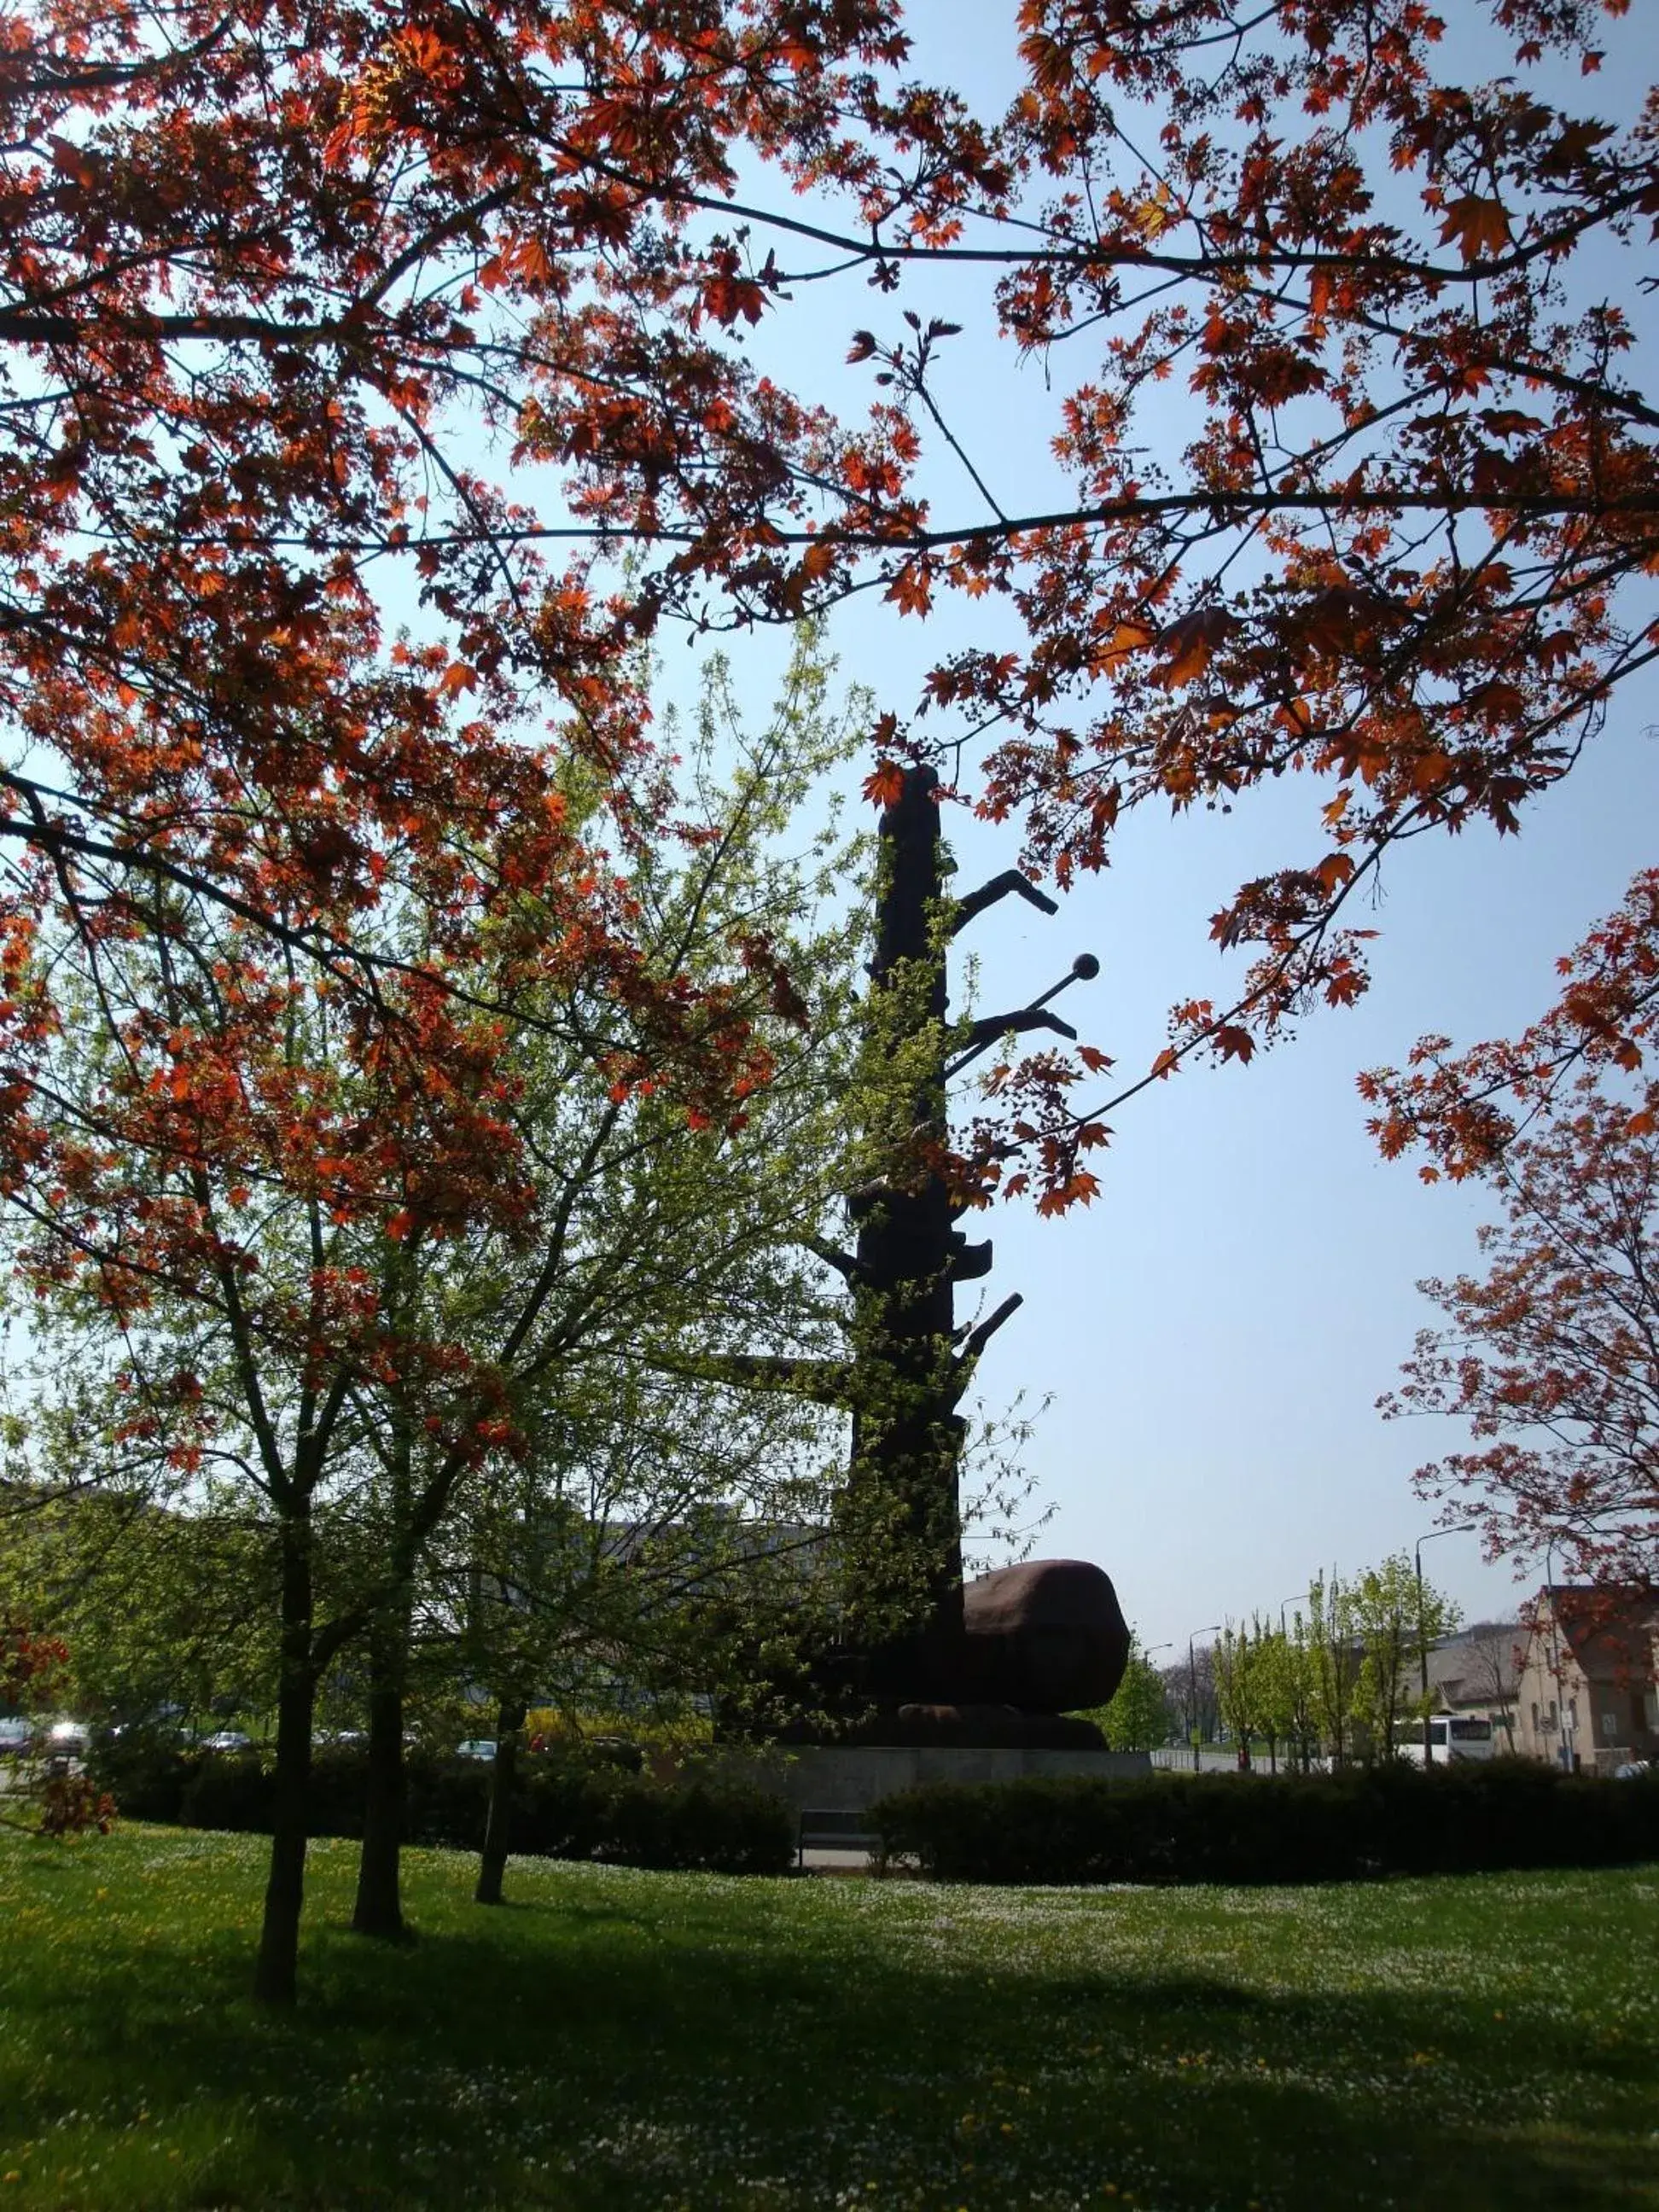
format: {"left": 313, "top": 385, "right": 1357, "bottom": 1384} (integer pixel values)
{"left": 201, "top": 1728, "right": 253, "bottom": 1754}
{"left": 1612, "top": 1759, "right": 1651, "bottom": 1779}
{"left": 0, "top": 1714, "right": 33, "bottom": 1754}
{"left": 455, "top": 1738, "right": 497, "bottom": 1761}
{"left": 44, "top": 1717, "right": 89, "bottom": 1757}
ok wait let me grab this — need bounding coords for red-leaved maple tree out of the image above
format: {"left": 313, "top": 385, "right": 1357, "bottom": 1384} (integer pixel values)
{"left": 1378, "top": 1072, "right": 1657, "bottom": 1596}
{"left": 3, "top": 3, "right": 1656, "bottom": 1980}
{"left": 3, "top": 0, "right": 911, "bottom": 2001}
{"left": 1365, "top": 867, "right": 1659, "bottom": 1179}
{"left": 1365, "top": 875, "right": 1657, "bottom": 1592}
{"left": 6, "top": 0, "right": 1654, "bottom": 1209}
{"left": 818, "top": 0, "right": 1658, "bottom": 1195}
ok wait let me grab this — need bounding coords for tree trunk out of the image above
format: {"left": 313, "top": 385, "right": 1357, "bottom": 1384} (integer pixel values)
{"left": 474, "top": 1697, "right": 527, "bottom": 1906}
{"left": 352, "top": 1605, "right": 410, "bottom": 1941}
{"left": 253, "top": 1504, "right": 316, "bottom": 2007}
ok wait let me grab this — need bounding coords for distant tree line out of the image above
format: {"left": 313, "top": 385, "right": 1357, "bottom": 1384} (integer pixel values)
{"left": 1093, "top": 1556, "right": 1462, "bottom": 1767}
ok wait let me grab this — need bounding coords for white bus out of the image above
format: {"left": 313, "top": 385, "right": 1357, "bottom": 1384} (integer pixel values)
{"left": 1393, "top": 1715, "right": 1498, "bottom": 1764}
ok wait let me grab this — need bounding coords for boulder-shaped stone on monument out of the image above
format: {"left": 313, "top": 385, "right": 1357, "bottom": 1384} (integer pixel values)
{"left": 960, "top": 1559, "right": 1130, "bottom": 1714}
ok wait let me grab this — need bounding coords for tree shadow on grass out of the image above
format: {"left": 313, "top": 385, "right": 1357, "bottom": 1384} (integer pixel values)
{"left": 1, "top": 1858, "right": 1652, "bottom": 2210}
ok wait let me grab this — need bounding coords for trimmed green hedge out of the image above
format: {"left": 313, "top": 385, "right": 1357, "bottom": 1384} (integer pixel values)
{"left": 870, "top": 1760, "right": 1659, "bottom": 1886}
{"left": 87, "top": 1737, "right": 793, "bottom": 1876}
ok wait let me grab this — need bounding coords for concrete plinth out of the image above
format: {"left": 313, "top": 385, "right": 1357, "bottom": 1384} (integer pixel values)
{"left": 690, "top": 1743, "right": 1151, "bottom": 1812}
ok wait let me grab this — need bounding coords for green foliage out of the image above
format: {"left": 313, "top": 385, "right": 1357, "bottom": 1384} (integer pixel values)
{"left": 6, "top": 627, "right": 881, "bottom": 1989}
{"left": 87, "top": 1738, "right": 794, "bottom": 1877}
{"left": 1305, "top": 1572, "right": 1362, "bottom": 1765}
{"left": 1241, "top": 1621, "right": 1308, "bottom": 1760}
{"left": 0, "top": 1493, "right": 278, "bottom": 1730}
{"left": 1209, "top": 1616, "right": 1324, "bottom": 1768}
{"left": 524, "top": 1704, "right": 712, "bottom": 1757}
{"left": 1348, "top": 1553, "right": 1460, "bottom": 1760}
{"left": 1073, "top": 1634, "right": 1170, "bottom": 1750}
{"left": 1213, "top": 1621, "right": 1267, "bottom": 1758}
{"left": 83, "top": 1727, "right": 197, "bottom": 1825}
{"left": 870, "top": 1763, "right": 1659, "bottom": 1888}
{"left": 5, "top": 626, "right": 876, "bottom": 1699}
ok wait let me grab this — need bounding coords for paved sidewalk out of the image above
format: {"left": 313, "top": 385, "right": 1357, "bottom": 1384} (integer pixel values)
{"left": 798, "top": 1845, "right": 882, "bottom": 1873}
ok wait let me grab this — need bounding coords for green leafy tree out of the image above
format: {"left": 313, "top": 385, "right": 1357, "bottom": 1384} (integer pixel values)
{"left": 1275, "top": 1612, "right": 1322, "bottom": 1776}
{"left": 1239, "top": 1619, "right": 1301, "bottom": 1776}
{"left": 1214, "top": 1621, "right": 1259, "bottom": 1768}
{"left": 1348, "top": 1553, "right": 1462, "bottom": 1764}
{"left": 1307, "top": 1574, "right": 1362, "bottom": 1770}
{"left": 4, "top": 632, "right": 875, "bottom": 1994}
{"left": 1216, "top": 1618, "right": 1301, "bottom": 1771}
{"left": 0, "top": 1481, "right": 276, "bottom": 1733}
{"left": 445, "top": 1360, "right": 845, "bottom": 1908}
{"left": 1082, "top": 1633, "right": 1171, "bottom": 1753}
{"left": 336, "top": 633, "right": 878, "bottom": 1925}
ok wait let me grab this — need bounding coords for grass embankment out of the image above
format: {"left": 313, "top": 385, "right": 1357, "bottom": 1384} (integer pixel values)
{"left": 2, "top": 1827, "right": 1654, "bottom": 2210}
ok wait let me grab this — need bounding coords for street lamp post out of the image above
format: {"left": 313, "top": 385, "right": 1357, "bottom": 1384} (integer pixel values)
{"left": 1544, "top": 1542, "right": 1575, "bottom": 1773}
{"left": 1188, "top": 1626, "right": 1221, "bottom": 1773}
{"left": 1415, "top": 1525, "right": 1476, "bottom": 1765}
{"left": 1277, "top": 1597, "right": 1307, "bottom": 1771}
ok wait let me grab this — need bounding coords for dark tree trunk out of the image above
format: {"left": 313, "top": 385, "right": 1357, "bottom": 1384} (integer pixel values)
{"left": 474, "top": 1697, "right": 527, "bottom": 1906}
{"left": 253, "top": 1504, "right": 316, "bottom": 2007}
{"left": 352, "top": 1605, "right": 410, "bottom": 1941}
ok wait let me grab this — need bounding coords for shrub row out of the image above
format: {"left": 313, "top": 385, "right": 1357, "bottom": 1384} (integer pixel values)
{"left": 87, "top": 1736, "right": 794, "bottom": 1876}
{"left": 869, "top": 1760, "right": 1659, "bottom": 1886}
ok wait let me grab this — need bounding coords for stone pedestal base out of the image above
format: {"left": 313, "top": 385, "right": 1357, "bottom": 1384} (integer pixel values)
{"left": 688, "top": 1741, "right": 1151, "bottom": 1813}
{"left": 863, "top": 1704, "right": 1104, "bottom": 1750}
{"left": 760, "top": 1703, "right": 1106, "bottom": 1750}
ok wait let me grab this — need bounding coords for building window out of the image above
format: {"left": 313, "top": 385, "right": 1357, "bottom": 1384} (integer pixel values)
{"left": 1531, "top": 1702, "right": 1540, "bottom": 1732}
{"left": 1602, "top": 1711, "right": 1619, "bottom": 1738}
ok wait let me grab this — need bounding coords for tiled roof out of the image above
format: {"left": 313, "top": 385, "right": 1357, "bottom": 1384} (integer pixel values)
{"left": 1424, "top": 1622, "right": 1525, "bottom": 1702}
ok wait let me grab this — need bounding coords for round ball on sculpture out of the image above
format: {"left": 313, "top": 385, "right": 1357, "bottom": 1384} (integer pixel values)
{"left": 961, "top": 1559, "right": 1131, "bottom": 1714}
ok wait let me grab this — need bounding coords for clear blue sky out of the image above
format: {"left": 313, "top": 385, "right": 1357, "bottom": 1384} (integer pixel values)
{"left": 659, "top": 0, "right": 1659, "bottom": 1646}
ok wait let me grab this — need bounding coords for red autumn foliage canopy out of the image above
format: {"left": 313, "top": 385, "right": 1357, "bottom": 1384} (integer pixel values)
{"left": 1363, "top": 867, "right": 1659, "bottom": 1179}
{"left": 812, "top": 0, "right": 1657, "bottom": 1162}
{"left": 1366, "top": 877, "right": 1659, "bottom": 1591}
{"left": 0, "top": 0, "right": 1654, "bottom": 1220}
{"left": 1379, "top": 1076, "right": 1658, "bottom": 1595}
{"left": 2, "top": 0, "right": 901, "bottom": 1263}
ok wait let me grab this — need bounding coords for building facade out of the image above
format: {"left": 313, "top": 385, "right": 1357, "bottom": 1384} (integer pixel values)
{"left": 1509, "top": 1587, "right": 1658, "bottom": 1775}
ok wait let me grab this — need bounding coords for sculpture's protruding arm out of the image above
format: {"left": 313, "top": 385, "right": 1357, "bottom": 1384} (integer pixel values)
{"left": 963, "top": 1006, "right": 1079, "bottom": 1047}
{"left": 948, "top": 1231, "right": 993, "bottom": 1284}
{"left": 948, "top": 870, "right": 1059, "bottom": 935}
{"left": 946, "top": 953, "right": 1101, "bottom": 1080}
{"left": 801, "top": 1237, "right": 867, "bottom": 1284}
{"left": 955, "top": 1293, "right": 1023, "bottom": 1365}
{"left": 948, "top": 1007, "right": 1078, "bottom": 1073}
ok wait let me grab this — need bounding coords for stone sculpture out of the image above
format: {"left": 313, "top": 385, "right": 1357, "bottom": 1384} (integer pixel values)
{"left": 805, "top": 773, "right": 1126, "bottom": 1743}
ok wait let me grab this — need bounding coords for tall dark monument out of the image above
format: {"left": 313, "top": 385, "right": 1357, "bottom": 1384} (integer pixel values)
{"left": 803, "top": 765, "right": 1130, "bottom": 1745}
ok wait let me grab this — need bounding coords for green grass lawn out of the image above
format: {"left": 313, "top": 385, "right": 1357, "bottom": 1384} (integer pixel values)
{"left": 1, "top": 1826, "right": 1654, "bottom": 2210}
